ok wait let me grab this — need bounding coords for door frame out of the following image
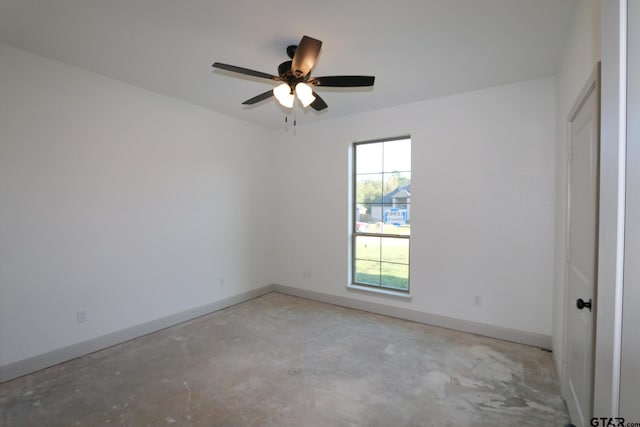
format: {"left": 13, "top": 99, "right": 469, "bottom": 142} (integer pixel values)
{"left": 562, "top": 62, "right": 601, "bottom": 424}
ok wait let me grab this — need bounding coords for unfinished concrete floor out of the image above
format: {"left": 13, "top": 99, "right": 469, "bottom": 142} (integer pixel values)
{"left": 0, "top": 292, "right": 569, "bottom": 426}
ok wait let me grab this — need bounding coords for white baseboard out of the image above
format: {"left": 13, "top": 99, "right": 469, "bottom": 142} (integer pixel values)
{"left": 273, "top": 284, "right": 552, "bottom": 350}
{"left": 1, "top": 283, "right": 551, "bottom": 384}
{"left": 0, "top": 285, "right": 275, "bottom": 383}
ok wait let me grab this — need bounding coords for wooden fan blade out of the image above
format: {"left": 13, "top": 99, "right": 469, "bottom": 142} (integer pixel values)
{"left": 310, "top": 75, "right": 375, "bottom": 87}
{"left": 212, "top": 62, "right": 279, "bottom": 81}
{"left": 310, "top": 92, "right": 328, "bottom": 111}
{"left": 291, "top": 36, "right": 322, "bottom": 78}
{"left": 242, "top": 90, "right": 274, "bottom": 105}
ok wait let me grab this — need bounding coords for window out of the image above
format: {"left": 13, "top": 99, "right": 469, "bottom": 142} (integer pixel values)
{"left": 352, "top": 137, "right": 411, "bottom": 292}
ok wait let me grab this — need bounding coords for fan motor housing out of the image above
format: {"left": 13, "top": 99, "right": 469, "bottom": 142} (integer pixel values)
{"left": 278, "top": 61, "right": 292, "bottom": 78}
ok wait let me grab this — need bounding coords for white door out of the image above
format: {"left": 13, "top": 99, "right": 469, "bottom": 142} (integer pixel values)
{"left": 564, "top": 66, "right": 600, "bottom": 427}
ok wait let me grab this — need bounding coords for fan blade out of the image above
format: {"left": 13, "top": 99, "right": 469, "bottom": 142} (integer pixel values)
{"left": 242, "top": 90, "right": 274, "bottom": 105}
{"left": 212, "top": 62, "right": 279, "bottom": 81}
{"left": 291, "top": 36, "right": 322, "bottom": 78}
{"left": 310, "top": 92, "right": 328, "bottom": 111}
{"left": 310, "top": 75, "right": 375, "bottom": 87}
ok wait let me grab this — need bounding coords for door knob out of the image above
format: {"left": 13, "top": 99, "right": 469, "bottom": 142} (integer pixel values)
{"left": 576, "top": 298, "right": 592, "bottom": 311}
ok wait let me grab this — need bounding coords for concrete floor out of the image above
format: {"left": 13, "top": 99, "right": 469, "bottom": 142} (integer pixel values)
{"left": 0, "top": 292, "right": 569, "bottom": 426}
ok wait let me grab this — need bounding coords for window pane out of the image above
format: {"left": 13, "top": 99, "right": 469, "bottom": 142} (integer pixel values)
{"left": 354, "top": 236, "right": 380, "bottom": 262}
{"left": 381, "top": 238, "right": 409, "bottom": 264}
{"left": 356, "top": 142, "right": 383, "bottom": 174}
{"left": 355, "top": 203, "right": 380, "bottom": 230}
{"left": 383, "top": 139, "right": 411, "bottom": 172}
{"left": 383, "top": 172, "right": 411, "bottom": 197}
{"left": 355, "top": 260, "right": 381, "bottom": 286}
{"left": 381, "top": 262, "right": 409, "bottom": 290}
{"left": 353, "top": 137, "right": 411, "bottom": 292}
{"left": 355, "top": 174, "right": 383, "bottom": 204}
{"left": 383, "top": 223, "right": 411, "bottom": 235}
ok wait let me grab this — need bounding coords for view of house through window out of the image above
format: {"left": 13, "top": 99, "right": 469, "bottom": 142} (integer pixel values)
{"left": 352, "top": 137, "right": 411, "bottom": 291}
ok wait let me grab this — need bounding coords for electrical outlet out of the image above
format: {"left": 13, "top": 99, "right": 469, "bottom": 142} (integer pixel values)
{"left": 302, "top": 271, "right": 312, "bottom": 279}
{"left": 76, "top": 310, "right": 87, "bottom": 324}
{"left": 473, "top": 296, "right": 482, "bottom": 307}
{"left": 219, "top": 278, "right": 225, "bottom": 287}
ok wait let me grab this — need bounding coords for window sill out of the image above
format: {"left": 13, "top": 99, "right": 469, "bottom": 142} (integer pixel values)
{"left": 347, "top": 284, "right": 413, "bottom": 300}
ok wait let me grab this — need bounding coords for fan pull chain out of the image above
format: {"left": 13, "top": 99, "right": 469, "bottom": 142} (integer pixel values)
{"left": 284, "top": 110, "right": 297, "bottom": 135}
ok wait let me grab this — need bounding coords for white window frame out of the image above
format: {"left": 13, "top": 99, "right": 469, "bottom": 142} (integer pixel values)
{"left": 350, "top": 136, "right": 411, "bottom": 296}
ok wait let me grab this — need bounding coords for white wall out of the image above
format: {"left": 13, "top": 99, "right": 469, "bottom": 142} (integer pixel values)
{"left": 552, "top": 0, "right": 601, "bottom": 378}
{"left": 271, "top": 77, "right": 556, "bottom": 337}
{"left": 0, "top": 43, "right": 274, "bottom": 367}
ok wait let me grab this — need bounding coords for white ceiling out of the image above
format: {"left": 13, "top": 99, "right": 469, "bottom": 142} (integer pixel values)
{"left": 0, "top": 0, "right": 578, "bottom": 129}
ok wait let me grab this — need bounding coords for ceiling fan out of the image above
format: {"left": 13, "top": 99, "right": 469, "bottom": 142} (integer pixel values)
{"left": 212, "top": 35, "right": 375, "bottom": 111}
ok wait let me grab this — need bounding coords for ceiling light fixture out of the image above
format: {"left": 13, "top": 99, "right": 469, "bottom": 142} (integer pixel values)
{"left": 295, "top": 82, "right": 316, "bottom": 107}
{"left": 273, "top": 83, "right": 294, "bottom": 108}
{"left": 273, "top": 82, "right": 317, "bottom": 109}
{"left": 213, "top": 35, "right": 376, "bottom": 113}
